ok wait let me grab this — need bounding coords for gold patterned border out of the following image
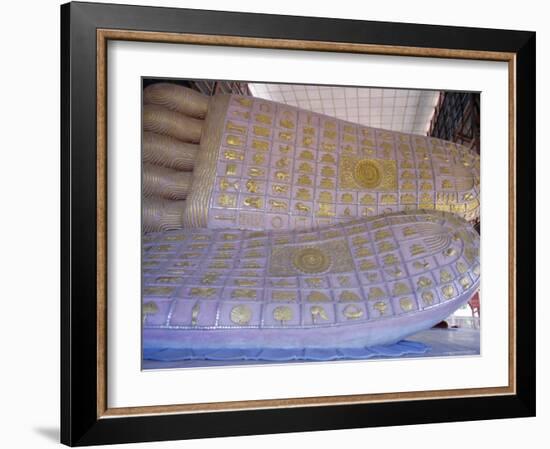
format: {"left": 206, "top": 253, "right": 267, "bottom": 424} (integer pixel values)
{"left": 182, "top": 94, "right": 230, "bottom": 227}
{"left": 96, "top": 28, "right": 517, "bottom": 419}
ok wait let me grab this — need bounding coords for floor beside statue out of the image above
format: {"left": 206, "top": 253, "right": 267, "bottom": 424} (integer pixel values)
{"left": 142, "top": 327, "right": 480, "bottom": 370}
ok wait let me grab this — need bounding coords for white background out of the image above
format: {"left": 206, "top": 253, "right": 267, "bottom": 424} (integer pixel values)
{"left": 109, "top": 41, "right": 509, "bottom": 407}
{"left": 0, "top": 0, "right": 546, "bottom": 448}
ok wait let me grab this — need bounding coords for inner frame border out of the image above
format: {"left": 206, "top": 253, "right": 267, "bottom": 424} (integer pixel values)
{"left": 96, "top": 28, "right": 516, "bottom": 419}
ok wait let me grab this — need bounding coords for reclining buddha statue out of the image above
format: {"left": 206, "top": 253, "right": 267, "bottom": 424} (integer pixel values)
{"left": 142, "top": 83, "right": 480, "bottom": 232}
{"left": 141, "top": 83, "right": 480, "bottom": 358}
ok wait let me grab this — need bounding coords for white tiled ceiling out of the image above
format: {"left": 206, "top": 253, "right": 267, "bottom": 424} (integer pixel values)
{"left": 248, "top": 84, "right": 440, "bottom": 136}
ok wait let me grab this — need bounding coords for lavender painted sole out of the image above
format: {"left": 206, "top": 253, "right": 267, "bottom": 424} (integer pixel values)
{"left": 142, "top": 210, "right": 479, "bottom": 351}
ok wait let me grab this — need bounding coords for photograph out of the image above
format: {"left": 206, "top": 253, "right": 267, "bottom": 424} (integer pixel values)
{"left": 0, "top": 0, "right": 543, "bottom": 445}
{"left": 141, "top": 79, "right": 481, "bottom": 369}
{"left": 57, "top": 2, "right": 536, "bottom": 445}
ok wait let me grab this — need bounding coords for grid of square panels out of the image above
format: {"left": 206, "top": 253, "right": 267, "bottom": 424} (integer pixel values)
{"left": 248, "top": 84, "right": 440, "bottom": 135}
{"left": 142, "top": 212, "right": 480, "bottom": 331}
{"left": 208, "top": 95, "right": 480, "bottom": 230}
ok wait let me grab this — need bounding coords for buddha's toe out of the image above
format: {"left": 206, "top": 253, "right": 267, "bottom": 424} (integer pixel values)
{"left": 143, "top": 104, "right": 203, "bottom": 143}
{"left": 142, "top": 197, "right": 186, "bottom": 232}
{"left": 143, "top": 83, "right": 209, "bottom": 119}
{"left": 143, "top": 132, "right": 198, "bottom": 171}
{"left": 142, "top": 85, "right": 212, "bottom": 231}
{"left": 142, "top": 163, "right": 193, "bottom": 200}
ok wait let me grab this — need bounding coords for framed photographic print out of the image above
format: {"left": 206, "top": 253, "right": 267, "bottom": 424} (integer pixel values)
{"left": 61, "top": 1, "right": 536, "bottom": 446}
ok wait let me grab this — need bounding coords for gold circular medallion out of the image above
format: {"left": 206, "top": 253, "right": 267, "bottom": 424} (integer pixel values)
{"left": 353, "top": 159, "right": 382, "bottom": 188}
{"left": 230, "top": 305, "right": 252, "bottom": 325}
{"left": 292, "top": 247, "right": 331, "bottom": 274}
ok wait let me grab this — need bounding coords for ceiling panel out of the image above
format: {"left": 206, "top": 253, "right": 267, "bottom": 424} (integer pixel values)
{"left": 248, "top": 83, "right": 440, "bottom": 136}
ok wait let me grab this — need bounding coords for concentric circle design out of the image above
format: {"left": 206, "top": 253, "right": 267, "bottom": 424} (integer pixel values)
{"left": 292, "top": 247, "right": 331, "bottom": 274}
{"left": 230, "top": 305, "right": 252, "bottom": 325}
{"left": 353, "top": 159, "right": 382, "bottom": 188}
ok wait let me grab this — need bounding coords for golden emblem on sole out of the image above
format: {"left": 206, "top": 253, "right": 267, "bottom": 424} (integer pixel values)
{"left": 353, "top": 159, "right": 382, "bottom": 189}
{"left": 292, "top": 247, "right": 331, "bottom": 274}
{"left": 230, "top": 305, "right": 252, "bottom": 325}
